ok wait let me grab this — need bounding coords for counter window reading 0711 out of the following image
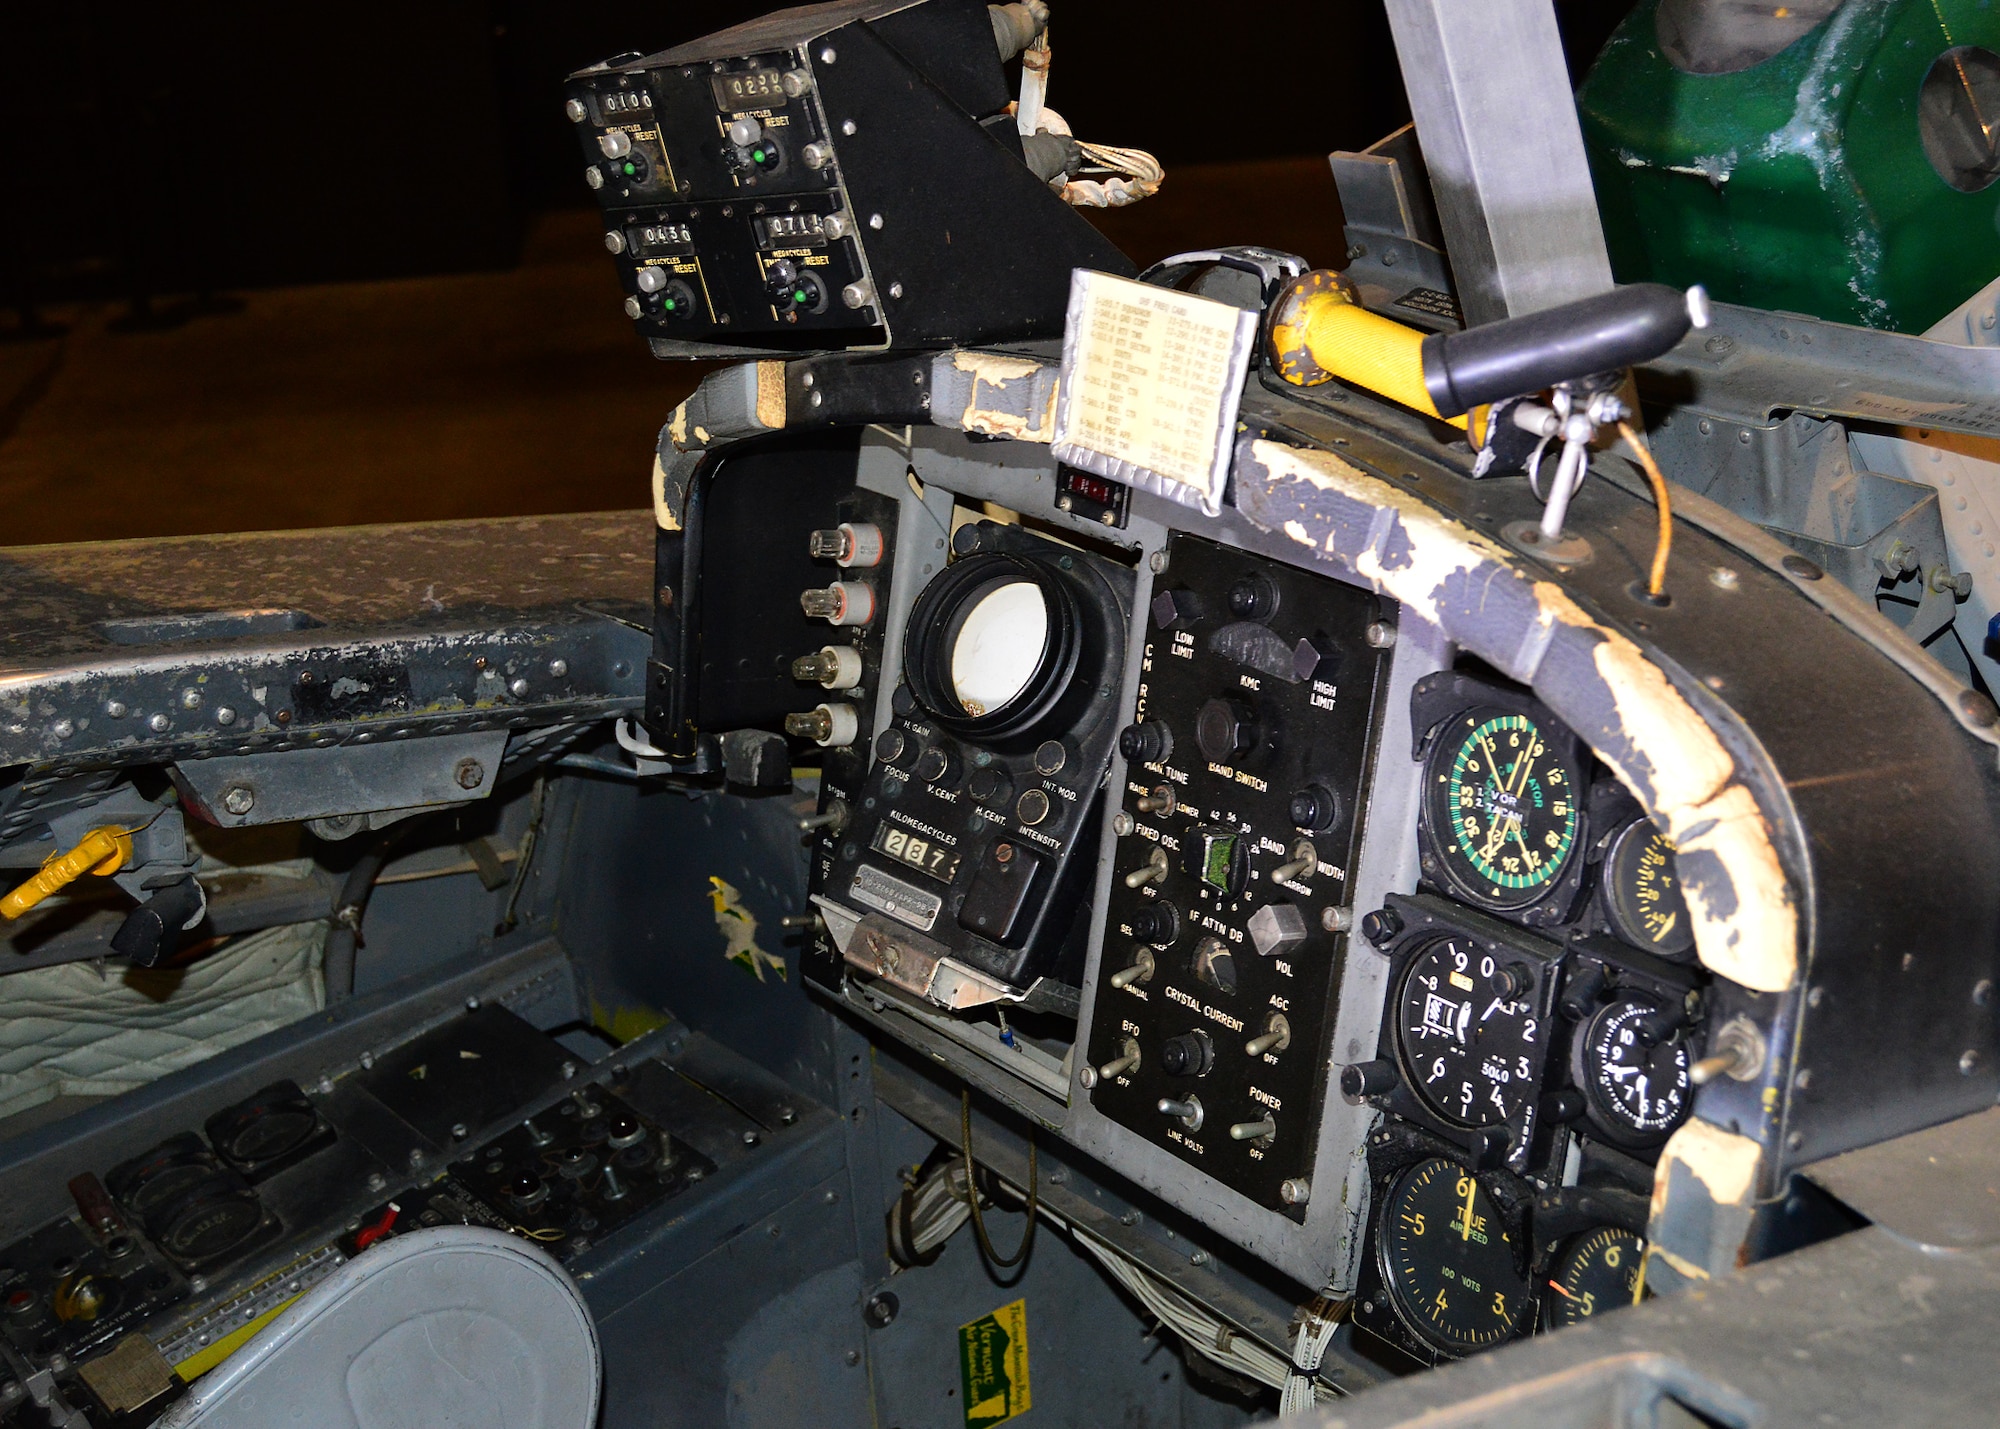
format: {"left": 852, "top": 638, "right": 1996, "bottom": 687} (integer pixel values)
{"left": 871, "top": 824, "right": 963, "bottom": 883}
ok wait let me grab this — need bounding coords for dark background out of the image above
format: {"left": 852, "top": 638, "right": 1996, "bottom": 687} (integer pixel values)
{"left": 0, "top": 1, "right": 1637, "bottom": 545}
{"left": 0, "top": 1, "right": 1636, "bottom": 306}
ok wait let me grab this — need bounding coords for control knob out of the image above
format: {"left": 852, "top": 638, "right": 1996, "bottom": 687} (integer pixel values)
{"left": 1195, "top": 696, "right": 1258, "bottom": 764}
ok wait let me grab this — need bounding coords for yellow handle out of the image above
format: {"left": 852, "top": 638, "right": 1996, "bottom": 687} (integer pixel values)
{"left": 0, "top": 827, "right": 133, "bottom": 919}
{"left": 1268, "top": 271, "right": 1485, "bottom": 441}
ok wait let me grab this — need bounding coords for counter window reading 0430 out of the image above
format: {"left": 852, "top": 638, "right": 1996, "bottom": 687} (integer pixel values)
{"left": 871, "top": 823, "right": 963, "bottom": 883}
{"left": 711, "top": 69, "right": 787, "bottom": 109}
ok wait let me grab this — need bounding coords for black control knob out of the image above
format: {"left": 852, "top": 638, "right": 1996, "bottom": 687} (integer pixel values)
{"left": 1359, "top": 905, "right": 1404, "bottom": 948}
{"left": 1158, "top": 1031, "right": 1213, "bottom": 1078}
{"left": 1129, "top": 901, "right": 1181, "bottom": 946}
{"left": 1559, "top": 963, "right": 1608, "bottom": 1023}
{"left": 1289, "top": 783, "right": 1343, "bottom": 833}
{"left": 1149, "top": 588, "right": 1205, "bottom": 630}
{"left": 1339, "top": 1058, "right": 1400, "bottom": 1102}
{"left": 874, "top": 727, "right": 916, "bottom": 770}
{"left": 1226, "top": 572, "right": 1279, "bottom": 621}
{"left": 1119, "top": 720, "right": 1174, "bottom": 765}
{"left": 1544, "top": 1089, "right": 1587, "bottom": 1124}
{"left": 966, "top": 767, "right": 1013, "bottom": 804}
{"left": 914, "top": 744, "right": 961, "bottom": 787}
{"left": 1195, "top": 697, "right": 1258, "bottom": 765}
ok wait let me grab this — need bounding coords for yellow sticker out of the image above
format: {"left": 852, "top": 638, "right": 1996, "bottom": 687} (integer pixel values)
{"left": 958, "top": 1298, "right": 1031, "bottom": 1429}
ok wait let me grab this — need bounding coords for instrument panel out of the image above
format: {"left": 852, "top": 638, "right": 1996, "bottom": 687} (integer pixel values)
{"left": 1081, "top": 533, "right": 1392, "bottom": 1211}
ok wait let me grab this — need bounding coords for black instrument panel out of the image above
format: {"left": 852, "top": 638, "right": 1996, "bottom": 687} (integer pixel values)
{"left": 1083, "top": 534, "right": 1392, "bottom": 1211}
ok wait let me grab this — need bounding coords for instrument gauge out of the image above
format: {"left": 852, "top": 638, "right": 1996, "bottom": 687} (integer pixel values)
{"left": 1544, "top": 1226, "right": 1646, "bottom": 1329}
{"left": 1377, "top": 1158, "right": 1532, "bottom": 1356}
{"left": 1395, "top": 936, "right": 1542, "bottom": 1128}
{"left": 1421, "top": 709, "right": 1582, "bottom": 911}
{"left": 1571, "top": 998, "right": 1693, "bottom": 1145}
{"left": 1602, "top": 818, "right": 1695, "bottom": 958}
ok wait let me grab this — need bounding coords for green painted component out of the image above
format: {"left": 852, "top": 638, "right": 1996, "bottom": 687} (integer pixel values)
{"left": 1578, "top": 0, "right": 2000, "bottom": 333}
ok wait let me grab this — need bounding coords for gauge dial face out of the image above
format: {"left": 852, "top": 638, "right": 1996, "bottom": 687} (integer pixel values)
{"left": 1602, "top": 819, "right": 1695, "bottom": 957}
{"left": 950, "top": 580, "right": 1049, "bottom": 716}
{"left": 1545, "top": 1227, "right": 1646, "bottom": 1329}
{"left": 1378, "top": 1158, "right": 1531, "bottom": 1356}
{"left": 1573, "top": 999, "right": 1693, "bottom": 1143}
{"left": 1422, "top": 710, "right": 1581, "bottom": 910}
{"left": 1397, "top": 936, "right": 1542, "bottom": 1128}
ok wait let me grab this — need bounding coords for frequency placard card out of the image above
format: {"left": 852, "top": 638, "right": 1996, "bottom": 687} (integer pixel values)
{"left": 1051, "top": 269, "right": 1258, "bottom": 517}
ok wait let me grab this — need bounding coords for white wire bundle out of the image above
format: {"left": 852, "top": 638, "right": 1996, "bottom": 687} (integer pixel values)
{"left": 1071, "top": 1230, "right": 1343, "bottom": 1406}
{"left": 1279, "top": 1299, "right": 1345, "bottom": 1415}
{"left": 901, "top": 1158, "right": 976, "bottom": 1260}
{"left": 1034, "top": 106, "right": 1164, "bottom": 209}
{"left": 905, "top": 1152, "right": 1340, "bottom": 1405}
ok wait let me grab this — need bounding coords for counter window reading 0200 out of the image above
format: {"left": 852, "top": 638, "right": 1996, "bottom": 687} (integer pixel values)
{"left": 870, "top": 823, "right": 963, "bottom": 883}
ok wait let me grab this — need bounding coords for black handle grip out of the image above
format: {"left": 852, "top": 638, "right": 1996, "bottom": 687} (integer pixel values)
{"left": 1419, "top": 283, "right": 1705, "bottom": 418}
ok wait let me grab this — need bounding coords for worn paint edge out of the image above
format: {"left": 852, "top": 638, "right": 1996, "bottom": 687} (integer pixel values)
{"left": 1240, "top": 437, "right": 1799, "bottom": 993}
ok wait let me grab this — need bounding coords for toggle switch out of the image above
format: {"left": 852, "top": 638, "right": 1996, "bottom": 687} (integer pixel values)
{"left": 1109, "top": 949, "right": 1155, "bottom": 989}
{"left": 1098, "top": 1037, "right": 1142, "bottom": 1080}
{"left": 1245, "top": 1013, "right": 1291, "bottom": 1058}
{"left": 1228, "top": 1113, "right": 1276, "bottom": 1143}
{"left": 1157, "top": 1096, "right": 1204, "bottom": 1130}
{"left": 1135, "top": 785, "right": 1176, "bottom": 815}
{"left": 1271, "top": 839, "right": 1317, "bottom": 885}
{"left": 1124, "top": 846, "right": 1170, "bottom": 889}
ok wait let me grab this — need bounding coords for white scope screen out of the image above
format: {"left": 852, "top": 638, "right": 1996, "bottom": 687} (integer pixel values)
{"left": 949, "top": 581, "right": 1049, "bottom": 717}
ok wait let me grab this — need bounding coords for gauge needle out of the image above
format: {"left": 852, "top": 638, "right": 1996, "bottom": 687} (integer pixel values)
{"left": 1455, "top": 1000, "right": 1472, "bottom": 1043}
{"left": 1460, "top": 1175, "right": 1476, "bottom": 1241}
{"left": 1548, "top": 1280, "right": 1578, "bottom": 1300}
{"left": 1480, "top": 997, "right": 1507, "bottom": 1023}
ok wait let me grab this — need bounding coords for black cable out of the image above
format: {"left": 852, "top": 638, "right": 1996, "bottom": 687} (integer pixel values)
{"left": 959, "top": 1088, "right": 1038, "bottom": 1269}
{"left": 322, "top": 815, "right": 440, "bottom": 1003}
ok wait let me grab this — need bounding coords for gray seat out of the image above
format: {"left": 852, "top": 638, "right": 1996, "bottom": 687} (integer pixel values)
{"left": 157, "top": 1226, "right": 600, "bottom": 1429}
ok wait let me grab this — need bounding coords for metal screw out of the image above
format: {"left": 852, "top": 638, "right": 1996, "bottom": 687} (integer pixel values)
{"left": 454, "top": 759, "right": 486, "bottom": 790}
{"left": 147, "top": 712, "right": 171, "bottom": 733}
{"left": 744, "top": 1130, "right": 761, "bottom": 1146}
{"left": 1976, "top": 980, "right": 1994, "bottom": 1007}
{"left": 1808, "top": 985, "right": 1825, "bottom": 1008}
{"left": 1786, "top": 1131, "right": 1804, "bottom": 1150}
{"left": 1365, "top": 621, "right": 1396, "bottom": 649}
{"left": 548, "top": 658, "right": 569, "bottom": 677}
{"left": 888, "top": 282, "right": 903, "bottom": 299}
{"left": 840, "top": 119, "right": 857, "bottom": 136}
{"left": 1111, "top": 811, "right": 1135, "bottom": 837}
{"left": 50, "top": 719, "right": 73, "bottom": 740}
{"left": 509, "top": 677, "right": 530, "bottom": 698}
{"left": 1794, "top": 1068, "right": 1812, "bottom": 1090}
{"left": 1148, "top": 550, "right": 1169, "bottom": 574}
{"left": 222, "top": 785, "right": 256, "bottom": 816}
{"left": 1279, "top": 1177, "right": 1311, "bottom": 1206}
{"left": 450, "top": 1122, "right": 468, "bottom": 1140}
{"left": 819, "top": 45, "right": 836, "bottom": 63}
{"left": 1119, "top": 1210, "right": 1142, "bottom": 1226}
{"left": 1963, "top": 1049, "right": 1984, "bottom": 1075}
{"left": 1710, "top": 567, "right": 1739, "bottom": 590}
{"left": 844, "top": 1350, "right": 861, "bottom": 1367}
{"left": 216, "top": 706, "right": 236, "bottom": 725}
{"left": 105, "top": 700, "right": 127, "bottom": 718}
{"left": 864, "top": 1292, "right": 899, "bottom": 1328}
{"left": 359, "top": 1051, "right": 375, "bottom": 1069}
{"left": 565, "top": 98, "right": 586, "bottom": 123}
{"left": 407, "top": 1148, "right": 425, "bottom": 1168}
{"left": 181, "top": 688, "right": 202, "bottom": 709}
{"left": 867, "top": 213, "right": 883, "bottom": 230}
{"left": 1190, "top": 1249, "right": 1209, "bottom": 1265}
{"left": 1320, "top": 906, "right": 1353, "bottom": 933}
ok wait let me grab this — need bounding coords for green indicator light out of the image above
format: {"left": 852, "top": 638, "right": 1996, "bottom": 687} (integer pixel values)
{"left": 621, "top": 161, "right": 636, "bottom": 176}
{"left": 752, "top": 148, "right": 766, "bottom": 163}
{"left": 663, "top": 298, "right": 678, "bottom": 311}
{"left": 793, "top": 289, "right": 808, "bottom": 303}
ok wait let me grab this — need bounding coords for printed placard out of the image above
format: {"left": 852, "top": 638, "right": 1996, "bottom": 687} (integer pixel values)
{"left": 959, "top": 1298, "right": 1031, "bottom": 1429}
{"left": 1051, "top": 270, "right": 1258, "bottom": 517}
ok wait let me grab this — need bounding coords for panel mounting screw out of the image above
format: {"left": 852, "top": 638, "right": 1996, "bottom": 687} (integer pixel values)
{"left": 819, "top": 46, "right": 836, "bottom": 63}
{"left": 105, "top": 701, "right": 128, "bottom": 718}
{"left": 454, "top": 759, "right": 486, "bottom": 790}
{"left": 1148, "top": 550, "right": 1169, "bottom": 574}
{"left": 864, "top": 1292, "right": 899, "bottom": 1328}
{"left": 1365, "top": 621, "right": 1396, "bottom": 649}
{"left": 548, "top": 658, "right": 568, "bottom": 677}
{"left": 50, "top": 719, "right": 73, "bottom": 740}
{"left": 1279, "top": 1177, "right": 1312, "bottom": 1206}
{"left": 216, "top": 707, "right": 236, "bottom": 726}
{"left": 147, "top": 712, "right": 171, "bottom": 733}
{"left": 222, "top": 785, "right": 256, "bottom": 816}
{"left": 1710, "top": 566, "right": 1740, "bottom": 591}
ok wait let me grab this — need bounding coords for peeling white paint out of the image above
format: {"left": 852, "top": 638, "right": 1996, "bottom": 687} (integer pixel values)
{"left": 1655, "top": 1117, "right": 1763, "bottom": 1213}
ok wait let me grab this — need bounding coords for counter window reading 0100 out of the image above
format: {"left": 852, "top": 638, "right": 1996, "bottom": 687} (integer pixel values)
{"left": 754, "top": 213, "right": 826, "bottom": 248}
{"left": 871, "top": 824, "right": 963, "bottom": 884}
{"left": 600, "top": 89, "right": 652, "bottom": 119}
{"left": 711, "top": 69, "right": 786, "bottom": 110}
